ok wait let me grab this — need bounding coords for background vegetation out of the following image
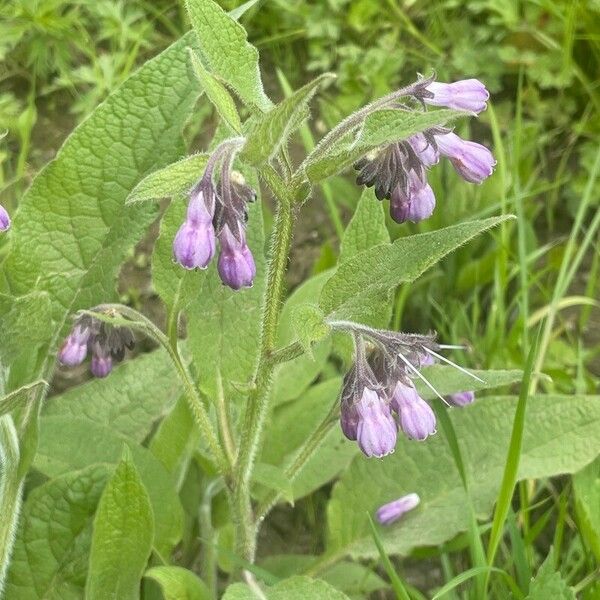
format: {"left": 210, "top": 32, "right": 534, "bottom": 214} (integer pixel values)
{"left": 1, "top": 0, "right": 599, "bottom": 598}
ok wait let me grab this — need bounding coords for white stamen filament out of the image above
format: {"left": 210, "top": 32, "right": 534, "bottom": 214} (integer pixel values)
{"left": 397, "top": 353, "right": 450, "bottom": 406}
{"left": 424, "top": 348, "right": 485, "bottom": 383}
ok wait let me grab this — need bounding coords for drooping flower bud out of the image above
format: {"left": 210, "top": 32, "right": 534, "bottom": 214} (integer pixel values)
{"left": 58, "top": 324, "right": 91, "bottom": 366}
{"left": 90, "top": 342, "right": 112, "bottom": 378}
{"left": 391, "top": 381, "right": 436, "bottom": 441}
{"left": 173, "top": 188, "right": 216, "bottom": 270}
{"left": 356, "top": 388, "right": 398, "bottom": 458}
{"left": 425, "top": 79, "right": 489, "bottom": 113}
{"left": 389, "top": 173, "right": 436, "bottom": 224}
{"left": 217, "top": 224, "right": 256, "bottom": 290}
{"left": 0, "top": 205, "right": 10, "bottom": 231}
{"left": 340, "top": 401, "right": 359, "bottom": 441}
{"left": 447, "top": 390, "right": 475, "bottom": 407}
{"left": 376, "top": 493, "right": 420, "bottom": 525}
{"left": 435, "top": 132, "right": 496, "bottom": 183}
{"left": 408, "top": 133, "right": 439, "bottom": 167}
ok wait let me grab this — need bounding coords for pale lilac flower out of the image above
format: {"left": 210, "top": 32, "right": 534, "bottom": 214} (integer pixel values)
{"left": 408, "top": 133, "right": 439, "bottom": 166}
{"left": 58, "top": 324, "right": 90, "bottom": 366}
{"left": 447, "top": 391, "right": 475, "bottom": 407}
{"left": 391, "top": 381, "right": 436, "bottom": 441}
{"left": 376, "top": 493, "right": 420, "bottom": 525}
{"left": 0, "top": 205, "right": 10, "bottom": 231}
{"left": 390, "top": 173, "right": 436, "bottom": 224}
{"left": 426, "top": 79, "right": 489, "bottom": 113}
{"left": 356, "top": 388, "right": 397, "bottom": 458}
{"left": 435, "top": 132, "right": 496, "bottom": 183}
{"left": 90, "top": 343, "right": 112, "bottom": 378}
{"left": 217, "top": 225, "right": 256, "bottom": 290}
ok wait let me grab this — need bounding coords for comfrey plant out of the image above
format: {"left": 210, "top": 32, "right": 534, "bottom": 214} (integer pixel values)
{"left": 0, "top": 3, "right": 535, "bottom": 598}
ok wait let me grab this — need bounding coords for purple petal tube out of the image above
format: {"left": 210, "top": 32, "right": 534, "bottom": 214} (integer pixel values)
{"left": 391, "top": 381, "right": 437, "bottom": 441}
{"left": 425, "top": 79, "right": 489, "bottom": 113}
{"left": 356, "top": 388, "right": 397, "bottom": 458}
{"left": 58, "top": 325, "right": 90, "bottom": 366}
{"left": 390, "top": 173, "right": 436, "bottom": 224}
{"left": 408, "top": 133, "right": 439, "bottom": 166}
{"left": 435, "top": 132, "right": 496, "bottom": 184}
{"left": 376, "top": 493, "right": 420, "bottom": 525}
{"left": 0, "top": 205, "right": 10, "bottom": 231}
{"left": 447, "top": 390, "right": 475, "bottom": 407}
{"left": 217, "top": 225, "right": 256, "bottom": 290}
{"left": 340, "top": 401, "right": 360, "bottom": 441}
{"left": 389, "top": 185, "right": 411, "bottom": 224}
{"left": 90, "top": 353, "right": 112, "bottom": 378}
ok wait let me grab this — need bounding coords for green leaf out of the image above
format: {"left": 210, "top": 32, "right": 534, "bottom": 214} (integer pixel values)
{"left": 152, "top": 199, "right": 206, "bottom": 317}
{"left": 188, "top": 48, "right": 242, "bottom": 134}
{"left": 127, "top": 154, "right": 208, "bottom": 205}
{"left": 526, "top": 551, "right": 575, "bottom": 600}
{"left": 145, "top": 566, "right": 211, "bottom": 600}
{"left": 186, "top": 199, "right": 265, "bottom": 399}
{"left": 339, "top": 188, "right": 389, "bottom": 263}
{"left": 185, "top": 0, "right": 271, "bottom": 111}
{"left": 291, "top": 304, "right": 330, "bottom": 359}
{"left": 305, "top": 108, "right": 463, "bottom": 182}
{"left": 223, "top": 575, "right": 352, "bottom": 599}
{"left": 320, "top": 216, "right": 513, "bottom": 322}
{"left": 0, "top": 380, "right": 47, "bottom": 418}
{"left": 44, "top": 350, "right": 180, "bottom": 442}
{"left": 1, "top": 33, "right": 202, "bottom": 388}
{"left": 241, "top": 73, "right": 335, "bottom": 165}
{"left": 5, "top": 465, "right": 109, "bottom": 600}
{"left": 252, "top": 463, "right": 294, "bottom": 504}
{"left": 86, "top": 448, "right": 153, "bottom": 600}
{"left": 34, "top": 416, "right": 183, "bottom": 557}
{"left": 326, "top": 394, "right": 600, "bottom": 559}
{"left": 271, "top": 271, "right": 332, "bottom": 406}
{"left": 573, "top": 456, "right": 600, "bottom": 562}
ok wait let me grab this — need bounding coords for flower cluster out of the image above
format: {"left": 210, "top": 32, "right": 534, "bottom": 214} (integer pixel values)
{"left": 354, "top": 78, "right": 495, "bottom": 224}
{"left": 0, "top": 204, "right": 10, "bottom": 232}
{"left": 334, "top": 320, "right": 480, "bottom": 458}
{"left": 173, "top": 138, "right": 257, "bottom": 290}
{"left": 58, "top": 311, "right": 134, "bottom": 378}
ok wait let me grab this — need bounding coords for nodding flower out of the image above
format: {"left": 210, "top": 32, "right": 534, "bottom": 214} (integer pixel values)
{"left": 435, "top": 132, "right": 496, "bottom": 184}
{"left": 391, "top": 381, "right": 437, "bottom": 441}
{"left": 217, "top": 223, "right": 256, "bottom": 291}
{"left": 447, "top": 390, "right": 475, "bottom": 407}
{"left": 425, "top": 79, "right": 489, "bottom": 114}
{"left": 376, "top": 493, "right": 420, "bottom": 525}
{"left": 355, "top": 388, "right": 398, "bottom": 458}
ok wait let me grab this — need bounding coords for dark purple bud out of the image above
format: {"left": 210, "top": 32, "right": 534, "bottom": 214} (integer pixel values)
{"left": 447, "top": 390, "right": 475, "bottom": 407}
{"left": 435, "top": 132, "right": 496, "bottom": 183}
{"left": 217, "top": 225, "right": 256, "bottom": 290}
{"left": 340, "top": 401, "right": 359, "bottom": 441}
{"left": 0, "top": 205, "right": 10, "bottom": 232}
{"left": 391, "top": 381, "right": 436, "bottom": 441}
{"left": 425, "top": 79, "right": 489, "bottom": 113}
{"left": 376, "top": 493, "right": 420, "bottom": 525}
{"left": 356, "top": 388, "right": 397, "bottom": 458}
{"left": 90, "top": 344, "right": 113, "bottom": 378}
{"left": 408, "top": 133, "right": 439, "bottom": 167}
{"left": 58, "top": 324, "right": 90, "bottom": 366}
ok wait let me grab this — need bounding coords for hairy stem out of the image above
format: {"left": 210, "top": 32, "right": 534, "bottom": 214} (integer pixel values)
{"left": 232, "top": 179, "right": 295, "bottom": 562}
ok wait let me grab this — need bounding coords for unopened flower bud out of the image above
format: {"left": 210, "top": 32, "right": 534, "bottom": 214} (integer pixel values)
{"left": 90, "top": 343, "right": 112, "bottom": 378}
{"left": 426, "top": 79, "right": 489, "bottom": 113}
{"left": 447, "top": 390, "right": 475, "bottom": 407}
{"left": 390, "top": 174, "right": 436, "bottom": 224}
{"left": 58, "top": 324, "right": 90, "bottom": 366}
{"left": 376, "top": 493, "right": 420, "bottom": 525}
{"left": 391, "top": 381, "right": 436, "bottom": 441}
{"left": 408, "top": 133, "right": 439, "bottom": 166}
{"left": 0, "top": 205, "right": 10, "bottom": 231}
{"left": 435, "top": 132, "right": 496, "bottom": 183}
{"left": 217, "top": 225, "right": 256, "bottom": 290}
{"left": 356, "top": 388, "right": 397, "bottom": 458}
{"left": 340, "top": 401, "right": 359, "bottom": 441}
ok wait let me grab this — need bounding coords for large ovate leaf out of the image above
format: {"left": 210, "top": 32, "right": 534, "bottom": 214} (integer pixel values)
{"left": 34, "top": 416, "right": 183, "bottom": 557}
{"left": 320, "top": 216, "right": 512, "bottom": 323}
{"left": 145, "top": 566, "right": 211, "bottom": 600}
{"left": 573, "top": 456, "right": 600, "bottom": 562}
{"left": 0, "top": 32, "right": 202, "bottom": 390}
{"left": 326, "top": 394, "right": 600, "bottom": 559}
{"left": 185, "top": 0, "right": 271, "bottom": 111}
{"left": 223, "top": 575, "right": 351, "bottom": 600}
{"left": 241, "top": 73, "right": 335, "bottom": 165}
{"left": 304, "top": 108, "right": 463, "bottom": 182}
{"left": 86, "top": 448, "right": 153, "bottom": 600}
{"left": 5, "top": 465, "right": 109, "bottom": 600}
{"left": 44, "top": 350, "right": 180, "bottom": 442}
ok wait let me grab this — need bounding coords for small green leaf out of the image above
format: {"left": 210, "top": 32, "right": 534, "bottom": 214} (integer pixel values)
{"left": 86, "top": 448, "right": 154, "bottom": 600}
{"left": 526, "top": 551, "right": 575, "bottom": 600}
{"left": 126, "top": 154, "right": 208, "bottom": 204}
{"left": 320, "top": 216, "right": 513, "bottom": 323}
{"left": 291, "top": 304, "right": 330, "bottom": 359}
{"left": 573, "top": 456, "right": 600, "bottom": 562}
{"left": 222, "top": 575, "right": 352, "bottom": 599}
{"left": 5, "top": 465, "right": 109, "bottom": 600}
{"left": 188, "top": 48, "right": 242, "bottom": 133}
{"left": 305, "top": 108, "right": 464, "bottom": 182}
{"left": 0, "top": 380, "right": 47, "bottom": 418}
{"left": 241, "top": 73, "right": 335, "bottom": 165}
{"left": 185, "top": 0, "right": 271, "bottom": 111}
{"left": 145, "top": 566, "right": 211, "bottom": 600}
